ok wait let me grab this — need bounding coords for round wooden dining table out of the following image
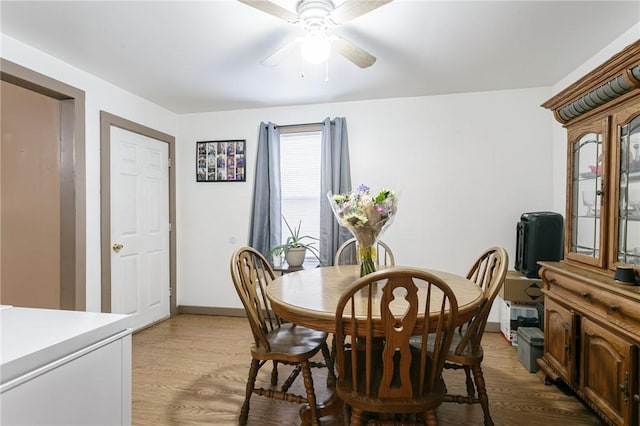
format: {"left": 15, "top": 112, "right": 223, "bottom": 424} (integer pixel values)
{"left": 266, "top": 265, "right": 485, "bottom": 425}
{"left": 267, "top": 264, "right": 484, "bottom": 332}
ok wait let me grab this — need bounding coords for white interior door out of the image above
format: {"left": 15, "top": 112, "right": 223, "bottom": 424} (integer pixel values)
{"left": 110, "top": 126, "right": 170, "bottom": 330}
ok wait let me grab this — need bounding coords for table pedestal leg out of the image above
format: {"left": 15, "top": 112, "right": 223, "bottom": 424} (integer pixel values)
{"left": 299, "top": 392, "right": 343, "bottom": 425}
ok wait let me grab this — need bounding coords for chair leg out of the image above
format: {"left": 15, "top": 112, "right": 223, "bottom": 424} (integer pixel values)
{"left": 300, "top": 360, "right": 320, "bottom": 426}
{"left": 271, "top": 360, "right": 279, "bottom": 386}
{"left": 464, "top": 365, "right": 476, "bottom": 397}
{"left": 471, "top": 364, "right": 494, "bottom": 426}
{"left": 342, "top": 403, "right": 351, "bottom": 426}
{"left": 350, "top": 407, "right": 364, "bottom": 426}
{"left": 321, "top": 340, "right": 336, "bottom": 388}
{"left": 280, "top": 365, "right": 301, "bottom": 392}
{"left": 240, "top": 359, "right": 260, "bottom": 425}
{"left": 330, "top": 334, "right": 337, "bottom": 369}
{"left": 423, "top": 409, "right": 439, "bottom": 426}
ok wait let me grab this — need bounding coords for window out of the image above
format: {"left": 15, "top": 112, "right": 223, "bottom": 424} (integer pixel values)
{"left": 280, "top": 130, "right": 322, "bottom": 264}
{"left": 248, "top": 118, "right": 350, "bottom": 266}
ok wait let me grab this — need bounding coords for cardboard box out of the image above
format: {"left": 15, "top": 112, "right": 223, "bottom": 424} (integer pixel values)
{"left": 500, "top": 270, "right": 544, "bottom": 304}
{"left": 499, "top": 297, "right": 539, "bottom": 346}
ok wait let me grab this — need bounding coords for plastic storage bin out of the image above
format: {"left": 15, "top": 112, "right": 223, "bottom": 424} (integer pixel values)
{"left": 517, "top": 327, "right": 544, "bottom": 372}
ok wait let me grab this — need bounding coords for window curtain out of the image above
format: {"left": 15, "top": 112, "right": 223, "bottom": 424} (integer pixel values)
{"left": 248, "top": 122, "right": 281, "bottom": 257}
{"left": 319, "top": 117, "right": 352, "bottom": 266}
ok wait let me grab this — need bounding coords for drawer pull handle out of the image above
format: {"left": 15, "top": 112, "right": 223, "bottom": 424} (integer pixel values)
{"left": 581, "top": 292, "right": 590, "bottom": 298}
{"left": 609, "top": 304, "right": 618, "bottom": 312}
{"left": 634, "top": 394, "right": 640, "bottom": 404}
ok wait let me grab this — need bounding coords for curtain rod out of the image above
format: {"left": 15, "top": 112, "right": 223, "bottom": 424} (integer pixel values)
{"left": 274, "top": 121, "right": 324, "bottom": 128}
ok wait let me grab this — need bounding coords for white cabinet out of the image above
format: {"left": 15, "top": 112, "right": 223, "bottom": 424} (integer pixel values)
{"left": 1, "top": 306, "right": 132, "bottom": 425}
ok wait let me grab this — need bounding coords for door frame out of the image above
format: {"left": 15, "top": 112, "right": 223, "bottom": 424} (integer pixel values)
{"left": 100, "top": 112, "right": 177, "bottom": 317}
{"left": 1, "top": 59, "right": 86, "bottom": 311}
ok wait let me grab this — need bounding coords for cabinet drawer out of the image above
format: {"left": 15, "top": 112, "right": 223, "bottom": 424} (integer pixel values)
{"left": 545, "top": 270, "right": 606, "bottom": 316}
{"left": 545, "top": 270, "right": 640, "bottom": 337}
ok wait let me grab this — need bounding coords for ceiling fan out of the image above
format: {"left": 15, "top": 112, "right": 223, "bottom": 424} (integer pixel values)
{"left": 239, "top": 0, "right": 393, "bottom": 68}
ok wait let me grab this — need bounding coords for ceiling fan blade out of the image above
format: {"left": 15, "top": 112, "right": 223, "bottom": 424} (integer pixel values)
{"left": 261, "top": 38, "right": 302, "bottom": 66}
{"left": 329, "top": 35, "right": 376, "bottom": 68}
{"left": 330, "top": 0, "right": 393, "bottom": 23}
{"left": 238, "top": 0, "right": 298, "bottom": 22}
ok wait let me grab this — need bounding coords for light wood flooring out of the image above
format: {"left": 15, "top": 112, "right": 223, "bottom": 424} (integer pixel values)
{"left": 132, "top": 314, "right": 605, "bottom": 425}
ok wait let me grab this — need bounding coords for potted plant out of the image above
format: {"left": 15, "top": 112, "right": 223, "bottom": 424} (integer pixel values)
{"left": 267, "top": 216, "right": 321, "bottom": 267}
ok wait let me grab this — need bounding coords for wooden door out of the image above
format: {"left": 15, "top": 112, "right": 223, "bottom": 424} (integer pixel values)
{"left": 581, "top": 318, "right": 636, "bottom": 426}
{"left": 0, "top": 81, "right": 60, "bottom": 308}
{"left": 110, "top": 126, "right": 170, "bottom": 330}
{"left": 544, "top": 297, "right": 577, "bottom": 384}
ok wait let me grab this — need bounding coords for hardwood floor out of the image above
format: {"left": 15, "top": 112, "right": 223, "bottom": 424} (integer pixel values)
{"left": 132, "top": 314, "right": 605, "bottom": 425}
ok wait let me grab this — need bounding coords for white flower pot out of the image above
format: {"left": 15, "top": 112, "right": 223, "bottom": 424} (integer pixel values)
{"left": 285, "top": 247, "right": 306, "bottom": 267}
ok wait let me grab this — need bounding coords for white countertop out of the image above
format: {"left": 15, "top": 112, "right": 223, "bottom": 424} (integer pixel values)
{"left": 0, "top": 306, "right": 132, "bottom": 386}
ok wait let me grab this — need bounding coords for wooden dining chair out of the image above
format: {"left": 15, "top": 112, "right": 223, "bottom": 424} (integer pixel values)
{"left": 436, "top": 247, "right": 508, "bottom": 426}
{"left": 230, "top": 246, "right": 334, "bottom": 426}
{"left": 334, "top": 267, "right": 459, "bottom": 426}
{"left": 334, "top": 237, "right": 395, "bottom": 266}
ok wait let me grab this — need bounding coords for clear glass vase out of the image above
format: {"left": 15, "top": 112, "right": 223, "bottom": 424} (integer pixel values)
{"left": 358, "top": 242, "right": 377, "bottom": 277}
{"left": 354, "top": 227, "right": 379, "bottom": 277}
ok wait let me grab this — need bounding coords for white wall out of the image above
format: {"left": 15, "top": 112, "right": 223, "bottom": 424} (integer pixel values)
{"left": 6, "top": 21, "right": 637, "bottom": 316}
{"left": 1, "top": 34, "right": 178, "bottom": 312}
{"left": 177, "top": 87, "right": 555, "bottom": 310}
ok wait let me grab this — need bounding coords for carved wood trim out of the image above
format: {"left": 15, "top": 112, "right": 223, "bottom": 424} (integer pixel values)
{"left": 542, "top": 39, "right": 640, "bottom": 123}
{"left": 623, "top": 67, "right": 640, "bottom": 89}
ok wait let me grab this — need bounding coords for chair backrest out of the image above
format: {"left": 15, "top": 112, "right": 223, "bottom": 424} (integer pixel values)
{"left": 454, "top": 247, "right": 508, "bottom": 355}
{"left": 334, "top": 268, "right": 458, "bottom": 400}
{"left": 334, "top": 237, "right": 395, "bottom": 267}
{"left": 230, "top": 246, "right": 280, "bottom": 351}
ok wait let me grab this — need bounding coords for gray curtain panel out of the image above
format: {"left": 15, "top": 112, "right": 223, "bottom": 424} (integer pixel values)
{"left": 248, "top": 122, "right": 281, "bottom": 257}
{"left": 319, "top": 117, "right": 352, "bottom": 266}
{"left": 249, "top": 118, "right": 351, "bottom": 265}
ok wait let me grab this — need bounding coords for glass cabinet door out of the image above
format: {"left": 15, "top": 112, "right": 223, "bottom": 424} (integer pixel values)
{"left": 568, "top": 122, "right": 607, "bottom": 267}
{"left": 615, "top": 111, "right": 640, "bottom": 267}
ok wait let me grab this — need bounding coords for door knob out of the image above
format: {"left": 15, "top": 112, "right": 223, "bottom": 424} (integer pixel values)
{"left": 112, "top": 243, "right": 124, "bottom": 253}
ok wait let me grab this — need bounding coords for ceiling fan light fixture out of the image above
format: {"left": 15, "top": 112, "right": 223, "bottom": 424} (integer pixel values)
{"left": 241, "top": 0, "right": 388, "bottom": 69}
{"left": 301, "top": 32, "right": 331, "bottom": 64}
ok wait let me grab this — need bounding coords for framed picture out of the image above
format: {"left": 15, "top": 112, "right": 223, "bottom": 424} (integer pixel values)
{"left": 196, "top": 140, "right": 246, "bottom": 182}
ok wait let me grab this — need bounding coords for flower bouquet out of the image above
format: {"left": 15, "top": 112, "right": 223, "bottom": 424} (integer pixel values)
{"left": 328, "top": 185, "right": 398, "bottom": 277}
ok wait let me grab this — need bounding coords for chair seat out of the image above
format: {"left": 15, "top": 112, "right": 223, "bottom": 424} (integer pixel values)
{"left": 252, "top": 323, "right": 329, "bottom": 360}
{"left": 337, "top": 377, "right": 446, "bottom": 414}
{"left": 410, "top": 329, "right": 484, "bottom": 365}
{"left": 446, "top": 330, "right": 484, "bottom": 365}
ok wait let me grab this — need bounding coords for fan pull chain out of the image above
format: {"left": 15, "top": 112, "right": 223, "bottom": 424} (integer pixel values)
{"left": 300, "top": 53, "right": 305, "bottom": 78}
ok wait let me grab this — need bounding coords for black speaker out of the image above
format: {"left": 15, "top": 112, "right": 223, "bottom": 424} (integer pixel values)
{"left": 515, "top": 212, "right": 564, "bottom": 278}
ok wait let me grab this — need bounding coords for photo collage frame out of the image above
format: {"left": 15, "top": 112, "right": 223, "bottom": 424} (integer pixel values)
{"left": 196, "top": 140, "right": 245, "bottom": 182}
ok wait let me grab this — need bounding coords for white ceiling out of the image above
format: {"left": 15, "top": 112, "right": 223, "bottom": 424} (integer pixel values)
{"left": 2, "top": 0, "right": 639, "bottom": 114}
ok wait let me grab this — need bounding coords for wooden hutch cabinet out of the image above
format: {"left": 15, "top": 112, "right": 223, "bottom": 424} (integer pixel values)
{"left": 538, "top": 40, "right": 640, "bottom": 426}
